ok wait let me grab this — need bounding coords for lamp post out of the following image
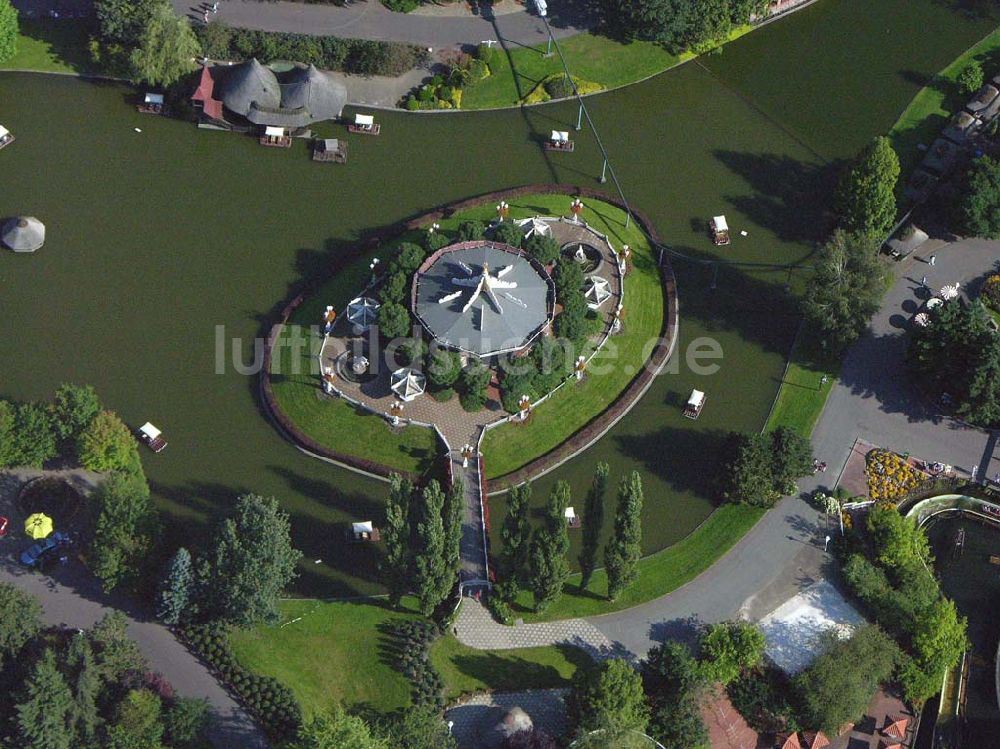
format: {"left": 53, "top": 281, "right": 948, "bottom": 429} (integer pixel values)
{"left": 323, "top": 305, "right": 336, "bottom": 335}
{"left": 496, "top": 201, "right": 509, "bottom": 223}
{"left": 575, "top": 355, "right": 586, "bottom": 381}
{"left": 369, "top": 257, "right": 380, "bottom": 284}
{"left": 389, "top": 399, "right": 404, "bottom": 427}
{"left": 617, "top": 243, "right": 630, "bottom": 273}
{"left": 518, "top": 394, "right": 531, "bottom": 421}
{"left": 461, "top": 443, "right": 474, "bottom": 469}
{"left": 428, "top": 222, "right": 440, "bottom": 236}
{"left": 570, "top": 198, "right": 583, "bottom": 224}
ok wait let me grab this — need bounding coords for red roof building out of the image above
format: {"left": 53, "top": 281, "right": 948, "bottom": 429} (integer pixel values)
{"left": 801, "top": 730, "right": 831, "bottom": 748}
{"left": 191, "top": 66, "right": 224, "bottom": 122}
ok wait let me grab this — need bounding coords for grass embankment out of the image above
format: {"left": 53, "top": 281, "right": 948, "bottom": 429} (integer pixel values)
{"left": 229, "top": 598, "right": 590, "bottom": 714}
{"left": 890, "top": 26, "right": 1000, "bottom": 174}
{"left": 479, "top": 195, "right": 663, "bottom": 480}
{"left": 0, "top": 20, "right": 95, "bottom": 74}
{"left": 764, "top": 332, "right": 838, "bottom": 435}
{"left": 461, "top": 27, "right": 750, "bottom": 111}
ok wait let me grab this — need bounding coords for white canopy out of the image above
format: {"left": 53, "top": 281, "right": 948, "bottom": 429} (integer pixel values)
{"left": 584, "top": 276, "right": 612, "bottom": 309}
{"left": 347, "top": 296, "right": 380, "bottom": 327}
{"left": 711, "top": 215, "right": 728, "bottom": 232}
{"left": 0, "top": 125, "right": 9, "bottom": 139}
{"left": 264, "top": 126, "right": 285, "bottom": 137}
{"left": 139, "top": 422, "right": 161, "bottom": 440}
{"left": 687, "top": 390, "right": 705, "bottom": 408}
{"left": 355, "top": 113, "right": 374, "bottom": 127}
{"left": 550, "top": 130, "right": 569, "bottom": 142}
{"left": 352, "top": 521, "right": 374, "bottom": 534}
{"left": 926, "top": 297, "right": 944, "bottom": 309}
{"left": 515, "top": 216, "right": 552, "bottom": 239}
{"left": 144, "top": 93, "right": 164, "bottom": 105}
{"left": 391, "top": 367, "right": 426, "bottom": 402}
{"left": 564, "top": 506, "right": 576, "bottom": 519}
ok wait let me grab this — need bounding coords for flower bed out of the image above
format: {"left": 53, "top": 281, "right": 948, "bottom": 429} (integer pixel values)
{"left": 865, "top": 448, "right": 924, "bottom": 502}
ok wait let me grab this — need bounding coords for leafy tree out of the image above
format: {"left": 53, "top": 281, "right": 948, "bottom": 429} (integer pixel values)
{"left": 795, "top": 625, "right": 899, "bottom": 734}
{"left": 0, "top": 0, "right": 16, "bottom": 64}
{"left": 554, "top": 289, "right": 589, "bottom": 344}
{"left": 51, "top": 383, "right": 101, "bottom": 442}
{"left": 164, "top": 697, "right": 210, "bottom": 748}
{"left": 106, "top": 689, "right": 163, "bottom": 749}
{"left": 960, "top": 156, "right": 1000, "bottom": 238}
{"left": 459, "top": 360, "right": 491, "bottom": 411}
{"left": 0, "top": 583, "right": 42, "bottom": 669}
{"left": 643, "top": 640, "right": 706, "bottom": 699}
{"left": 579, "top": 462, "right": 609, "bottom": 590}
{"left": 456, "top": 220, "right": 485, "bottom": 242}
{"left": 500, "top": 482, "right": 532, "bottom": 586}
{"left": 64, "top": 634, "right": 101, "bottom": 745}
{"left": 129, "top": 3, "right": 200, "bottom": 86}
{"left": 378, "top": 302, "right": 411, "bottom": 340}
{"left": 203, "top": 493, "right": 302, "bottom": 626}
{"left": 602, "top": 0, "right": 698, "bottom": 51}
{"left": 528, "top": 481, "right": 571, "bottom": 612}
{"left": 88, "top": 469, "right": 155, "bottom": 592}
{"left": 698, "top": 621, "right": 766, "bottom": 685}
{"left": 77, "top": 410, "right": 141, "bottom": 474}
{"left": 836, "top": 136, "right": 900, "bottom": 239}
{"left": 426, "top": 347, "right": 462, "bottom": 389}
{"left": 960, "top": 335, "right": 1000, "bottom": 425}
{"left": 88, "top": 612, "right": 146, "bottom": 684}
{"left": 531, "top": 336, "right": 572, "bottom": 391}
{"left": 648, "top": 692, "right": 709, "bottom": 749}
{"left": 0, "top": 399, "right": 14, "bottom": 467}
{"left": 604, "top": 471, "right": 643, "bottom": 601}
{"left": 768, "top": 426, "right": 814, "bottom": 495}
{"left": 95, "top": 0, "right": 163, "bottom": 46}
{"left": 569, "top": 658, "right": 649, "bottom": 737}
{"left": 524, "top": 234, "right": 560, "bottom": 265}
{"left": 291, "top": 705, "right": 389, "bottom": 749}
{"left": 802, "top": 229, "right": 886, "bottom": 354}
{"left": 492, "top": 220, "right": 524, "bottom": 248}
{"left": 958, "top": 59, "right": 984, "bottom": 95}
{"left": 867, "top": 504, "right": 931, "bottom": 573}
{"left": 11, "top": 401, "right": 57, "bottom": 468}
{"left": 381, "top": 474, "right": 413, "bottom": 607}
{"left": 155, "top": 547, "right": 195, "bottom": 626}
{"left": 552, "top": 256, "right": 584, "bottom": 299}
{"left": 379, "top": 272, "right": 408, "bottom": 305}
{"left": 720, "top": 432, "right": 777, "bottom": 507}
{"left": 908, "top": 297, "right": 993, "bottom": 399}
{"left": 390, "top": 242, "right": 426, "bottom": 276}
{"left": 16, "top": 649, "right": 76, "bottom": 749}
{"left": 381, "top": 706, "right": 455, "bottom": 749}
{"left": 412, "top": 480, "right": 452, "bottom": 615}
{"left": 424, "top": 228, "right": 451, "bottom": 252}
{"left": 906, "top": 598, "right": 968, "bottom": 704}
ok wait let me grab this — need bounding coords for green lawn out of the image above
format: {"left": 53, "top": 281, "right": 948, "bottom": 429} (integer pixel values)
{"left": 890, "top": 25, "right": 1000, "bottom": 175}
{"left": 0, "top": 20, "right": 96, "bottom": 74}
{"left": 461, "top": 26, "right": 754, "bottom": 111}
{"left": 430, "top": 635, "right": 588, "bottom": 701}
{"left": 229, "top": 598, "right": 420, "bottom": 716}
{"left": 478, "top": 196, "right": 663, "bottom": 480}
{"left": 509, "top": 503, "right": 764, "bottom": 622}
{"left": 764, "top": 332, "right": 838, "bottom": 434}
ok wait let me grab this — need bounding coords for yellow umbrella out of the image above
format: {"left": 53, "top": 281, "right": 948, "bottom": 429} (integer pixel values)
{"left": 24, "top": 513, "right": 53, "bottom": 540}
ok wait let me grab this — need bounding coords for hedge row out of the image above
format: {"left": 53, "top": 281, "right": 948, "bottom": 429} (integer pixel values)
{"left": 384, "top": 619, "right": 445, "bottom": 710}
{"left": 181, "top": 623, "right": 302, "bottom": 741}
{"left": 196, "top": 22, "right": 427, "bottom": 77}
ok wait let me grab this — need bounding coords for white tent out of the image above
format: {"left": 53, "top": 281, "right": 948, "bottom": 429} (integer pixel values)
{"left": 352, "top": 521, "right": 373, "bottom": 535}
{"left": 264, "top": 126, "right": 285, "bottom": 138}
{"left": 139, "top": 423, "right": 161, "bottom": 441}
{"left": 144, "top": 93, "right": 164, "bottom": 105}
{"left": 584, "top": 276, "right": 612, "bottom": 309}
{"left": 515, "top": 216, "right": 552, "bottom": 239}
{"left": 391, "top": 367, "right": 426, "bottom": 402}
{"left": 550, "top": 130, "right": 570, "bottom": 142}
{"left": 0, "top": 125, "right": 12, "bottom": 148}
{"left": 926, "top": 297, "right": 944, "bottom": 309}
{"left": 711, "top": 215, "right": 728, "bottom": 233}
{"left": 687, "top": 390, "right": 705, "bottom": 409}
{"left": 347, "top": 296, "right": 380, "bottom": 328}
{"left": 355, "top": 113, "right": 374, "bottom": 127}
{"left": 564, "top": 506, "right": 576, "bottom": 520}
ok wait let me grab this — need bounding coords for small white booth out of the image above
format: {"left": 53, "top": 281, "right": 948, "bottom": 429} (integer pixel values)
{"left": 350, "top": 113, "right": 380, "bottom": 135}
{"left": 684, "top": 389, "right": 706, "bottom": 420}
{"left": 711, "top": 215, "right": 730, "bottom": 245}
{"left": 584, "top": 276, "right": 612, "bottom": 309}
{"left": 390, "top": 367, "right": 426, "bottom": 402}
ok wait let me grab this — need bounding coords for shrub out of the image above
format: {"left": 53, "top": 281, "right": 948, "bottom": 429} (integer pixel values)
{"left": 430, "top": 387, "right": 455, "bottom": 402}
{"left": 424, "top": 229, "right": 450, "bottom": 252}
{"left": 456, "top": 220, "right": 485, "bottom": 242}
{"left": 378, "top": 302, "right": 411, "bottom": 340}
{"left": 525, "top": 234, "right": 559, "bottom": 265}
{"left": 379, "top": 272, "right": 409, "bottom": 305}
{"left": 487, "top": 595, "right": 512, "bottom": 625}
{"left": 982, "top": 274, "right": 1000, "bottom": 310}
{"left": 544, "top": 75, "right": 575, "bottom": 99}
{"left": 958, "top": 60, "right": 984, "bottom": 95}
{"left": 492, "top": 221, "right": 523, "bottom": 247}
{"left": 391, "top": 242, "right": 426, "bottom": 275}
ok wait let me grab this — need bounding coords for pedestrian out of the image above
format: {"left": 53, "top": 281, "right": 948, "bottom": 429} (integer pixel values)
{"left": 203, "top": 10, "right": 209, "bottom": 23}
{"left": 921, "top": 275, "right": 928, "bottom": 287}
{"left": 212, "top": 2, "right": 218, "bottom": 13}
{"left": 929, "top": 254, "right": 936, "bottom": 266}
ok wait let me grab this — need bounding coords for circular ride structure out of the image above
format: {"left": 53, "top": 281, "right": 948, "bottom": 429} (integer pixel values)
{"left": 412, "top": 240, "right": 555, "bottom": 359}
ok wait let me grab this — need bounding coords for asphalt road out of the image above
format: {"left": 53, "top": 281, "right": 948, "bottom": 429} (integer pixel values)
{"left": 587, "top": 237, "right": 1000, "bottom": 658}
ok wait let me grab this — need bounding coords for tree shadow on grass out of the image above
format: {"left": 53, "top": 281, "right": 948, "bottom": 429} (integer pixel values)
{"left": 14, "top": 19, "right": 97, "bottom": 74}
{"left": 615, "top": 425, "right": 729, "bottom": 501}
{"left": 445, "top": 644, "right": 591, "bottom": 693}
{"left": 711, "top": 150, "right": 841, "bottom": 245}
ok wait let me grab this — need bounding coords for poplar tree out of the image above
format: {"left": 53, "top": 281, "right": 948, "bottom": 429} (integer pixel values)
{"left": 443, "top": 479, "right": 465, "bottom": 583}
{"left": 579, "top": 462, "right": 609, "bottom": 590}
{"left": 381, "top": 474, "right": 413, "bottom": 607}
{"left": 528, "top": 481, "right": 571, "bottom": 612}
{"left": 413, "top": 481, "right": 450, "bottom": 615}
{"left": 605, "top": 472, "right": 643, "bottom": 602}
{"left": 500, "top": 482, "right": 532, "bottom": 584}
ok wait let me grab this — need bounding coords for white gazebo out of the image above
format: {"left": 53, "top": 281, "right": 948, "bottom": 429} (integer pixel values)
{"left": 583, "top": 276, "right": 612, "bottom": 309}
{"left": 390, "top": 367, "right": 426, "bottom": 402}
{"left": 346, "top": 296, "right": 379, "bottom": 330}
{"left": 515, "top": 216, "right": 552, "bottom": 239}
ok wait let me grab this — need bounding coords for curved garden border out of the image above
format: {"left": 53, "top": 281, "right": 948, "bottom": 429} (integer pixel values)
{"left": 260, "top": 184, "right": 677, "bottom": 484}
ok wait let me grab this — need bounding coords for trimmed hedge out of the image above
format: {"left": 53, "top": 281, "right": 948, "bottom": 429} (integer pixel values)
{"left": 181, "top": 623, "right": 302, "bottom": 741}
{"left": 384, "top": 619, "right": 446, "bottom": 709}
{"left": 196, "top": 22, "right": 427, "bottom": 77}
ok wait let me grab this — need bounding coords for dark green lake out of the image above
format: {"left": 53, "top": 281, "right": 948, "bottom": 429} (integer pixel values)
{"left": 2, "top": 0, "right": 996, "bottom": 594}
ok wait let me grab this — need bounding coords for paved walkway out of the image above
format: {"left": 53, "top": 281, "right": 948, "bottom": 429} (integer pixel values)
{"left": 171, "top": 0, "right": 592, "bottom": 48}
{"left": 446, "top": 687, "right": 569, "bottom": 749}
{"left": 0, "top": 469, "right": 269, "bottom": 749}
{"left": 455, "top": 452, "right": 489, "bottom": 584}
